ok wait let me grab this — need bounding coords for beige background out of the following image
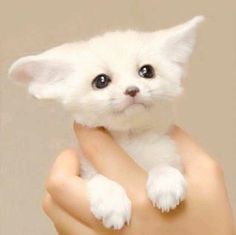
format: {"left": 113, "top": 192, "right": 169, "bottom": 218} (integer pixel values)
{"left": 0, "top": 0, "right": 235, "bottom": 234}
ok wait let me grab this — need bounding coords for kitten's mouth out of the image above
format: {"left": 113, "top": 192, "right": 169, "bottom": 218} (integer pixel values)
{"left": 114, "top": 100, "right": 148, "bottom": 114}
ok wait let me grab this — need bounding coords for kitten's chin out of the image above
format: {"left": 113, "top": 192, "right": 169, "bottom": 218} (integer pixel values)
{"left": 114, "top": 103, "right": 147, "bottom": 115}
{"left": 73, "top": 102, "right": 174, "bottom": 134}
{"left": 108, "top": 107, "right": 173, "bottom": 134}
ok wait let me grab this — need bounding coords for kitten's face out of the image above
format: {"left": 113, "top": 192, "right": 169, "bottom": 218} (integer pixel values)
{"left": 9, "top": 16, "right": 204, "bottom": 131}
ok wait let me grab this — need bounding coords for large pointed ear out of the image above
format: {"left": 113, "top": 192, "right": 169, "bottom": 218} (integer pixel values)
{"left": 9, "top": 55, "right": 74, "bottom": 100}
{"left": 160, "top": 16, "right": 205, "bottom": 66}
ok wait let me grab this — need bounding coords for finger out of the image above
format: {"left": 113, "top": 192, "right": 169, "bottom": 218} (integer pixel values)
{"left": 48, "top": 149, "right": 80, "bottom": 177}
{"left": 46, "top": 149, "right": 96, "bottom": 225}
{"left": 43, "top": 193, "right": 96, "bottom": 235}
{"left": 169, "top": 125, "right": 217, "bottom": 175}
{"left": 74, "top": 123, "right": 147, "bottom": 195}
{"left": 55, "top": 226, "right": 66, "bottom": 235}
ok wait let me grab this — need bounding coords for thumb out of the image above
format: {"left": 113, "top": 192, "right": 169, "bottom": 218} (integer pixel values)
{"left": 73, "top": 122, "right": 147, "bottom": 195}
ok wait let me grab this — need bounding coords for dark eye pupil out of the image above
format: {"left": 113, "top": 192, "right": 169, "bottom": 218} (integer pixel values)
{"left": 138, "top": 65, "right": 155, "bottom": 78}
{"left": 92, "top": 74, "right": 111, "bottom": 89}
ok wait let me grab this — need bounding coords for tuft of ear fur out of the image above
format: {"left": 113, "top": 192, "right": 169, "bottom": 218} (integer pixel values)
{"left": 160, "top": 16, "right": 205, "bottom": 66}
{"left": 9, "top": 55, "right": 73, "bottom": 100}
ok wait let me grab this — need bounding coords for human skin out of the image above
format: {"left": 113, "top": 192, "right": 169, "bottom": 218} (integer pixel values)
{"left": 42, "top": 124, "right": 235, "bottom": 235}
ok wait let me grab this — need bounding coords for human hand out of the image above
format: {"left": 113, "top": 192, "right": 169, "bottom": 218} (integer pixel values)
{"left": 43, "top": 125, "right": 235, "bottom": 235}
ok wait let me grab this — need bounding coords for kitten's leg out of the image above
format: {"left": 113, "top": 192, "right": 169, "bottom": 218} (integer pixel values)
{"left": 147, "top": 164, "right": 186, "bottom": 212}
{"left": 87, "top": 174, "right": 131, "bottom": 230}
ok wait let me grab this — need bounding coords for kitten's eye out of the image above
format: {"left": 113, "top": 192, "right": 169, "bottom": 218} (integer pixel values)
{"left": 92, "top": 74, "right": 111, "bottom": 89}
{"left": 138, "top": 65, "right": 155, "bottom": 79}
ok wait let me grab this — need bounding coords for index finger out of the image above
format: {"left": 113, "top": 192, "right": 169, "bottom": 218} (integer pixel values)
{"left": 74, "top": 123, "right": 147, "bottom": 195}
{"left": 169, "top": 125, "right": 218, "bottom": 175}
{"left": 47, "top": 149, "right": 128, "bottom": 231}
{"left": 46, "top": 149, "right": 96, "bottom": 225}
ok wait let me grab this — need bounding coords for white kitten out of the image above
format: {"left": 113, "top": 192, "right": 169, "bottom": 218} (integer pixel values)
{"left": 9, "top": 16, "right": 204, "bottom": 229}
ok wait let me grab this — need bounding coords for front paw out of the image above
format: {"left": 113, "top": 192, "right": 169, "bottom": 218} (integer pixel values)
{"left": 147, "top": 166, "right": 186, "bottom": 212}
{"left": 88, "top": 175, "right": 131, "bottom": 230}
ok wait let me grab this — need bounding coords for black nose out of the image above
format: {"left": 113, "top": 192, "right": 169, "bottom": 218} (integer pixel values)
{"left": 124, "top": 86, "right": 140, "bottom": 97}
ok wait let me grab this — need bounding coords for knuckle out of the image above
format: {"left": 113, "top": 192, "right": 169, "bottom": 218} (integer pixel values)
{"left": 212, "top": 161, "right": 224, "bottom": 177}
{"left": 42, "top": 195, "right": 52, "bottom": 215}
{"left": 206, "top": 158, "right": 224, "bottom": 178}
{"left": 46, "top": 174, "right": 67, "bottom": 195}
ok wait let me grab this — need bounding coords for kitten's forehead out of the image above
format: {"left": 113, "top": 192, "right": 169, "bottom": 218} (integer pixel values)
{"left": 87, "top": 31, "right": 152, "bottom": 59}
{"left": 89, "top": 31, "right": 145, "bottom": 48}
{"left": 44, "top": 31, "right": 153, "bottom": 65}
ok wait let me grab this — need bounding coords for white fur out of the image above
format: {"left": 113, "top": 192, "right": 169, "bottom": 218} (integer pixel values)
{"left": 147, "top": 165, "right": 187, "bottom": 212}
{"left": 9, "top": 16, "right": 204, "bottom": 229}
{"left": 87, "top": 175, "right": 131, "bottom": 229}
